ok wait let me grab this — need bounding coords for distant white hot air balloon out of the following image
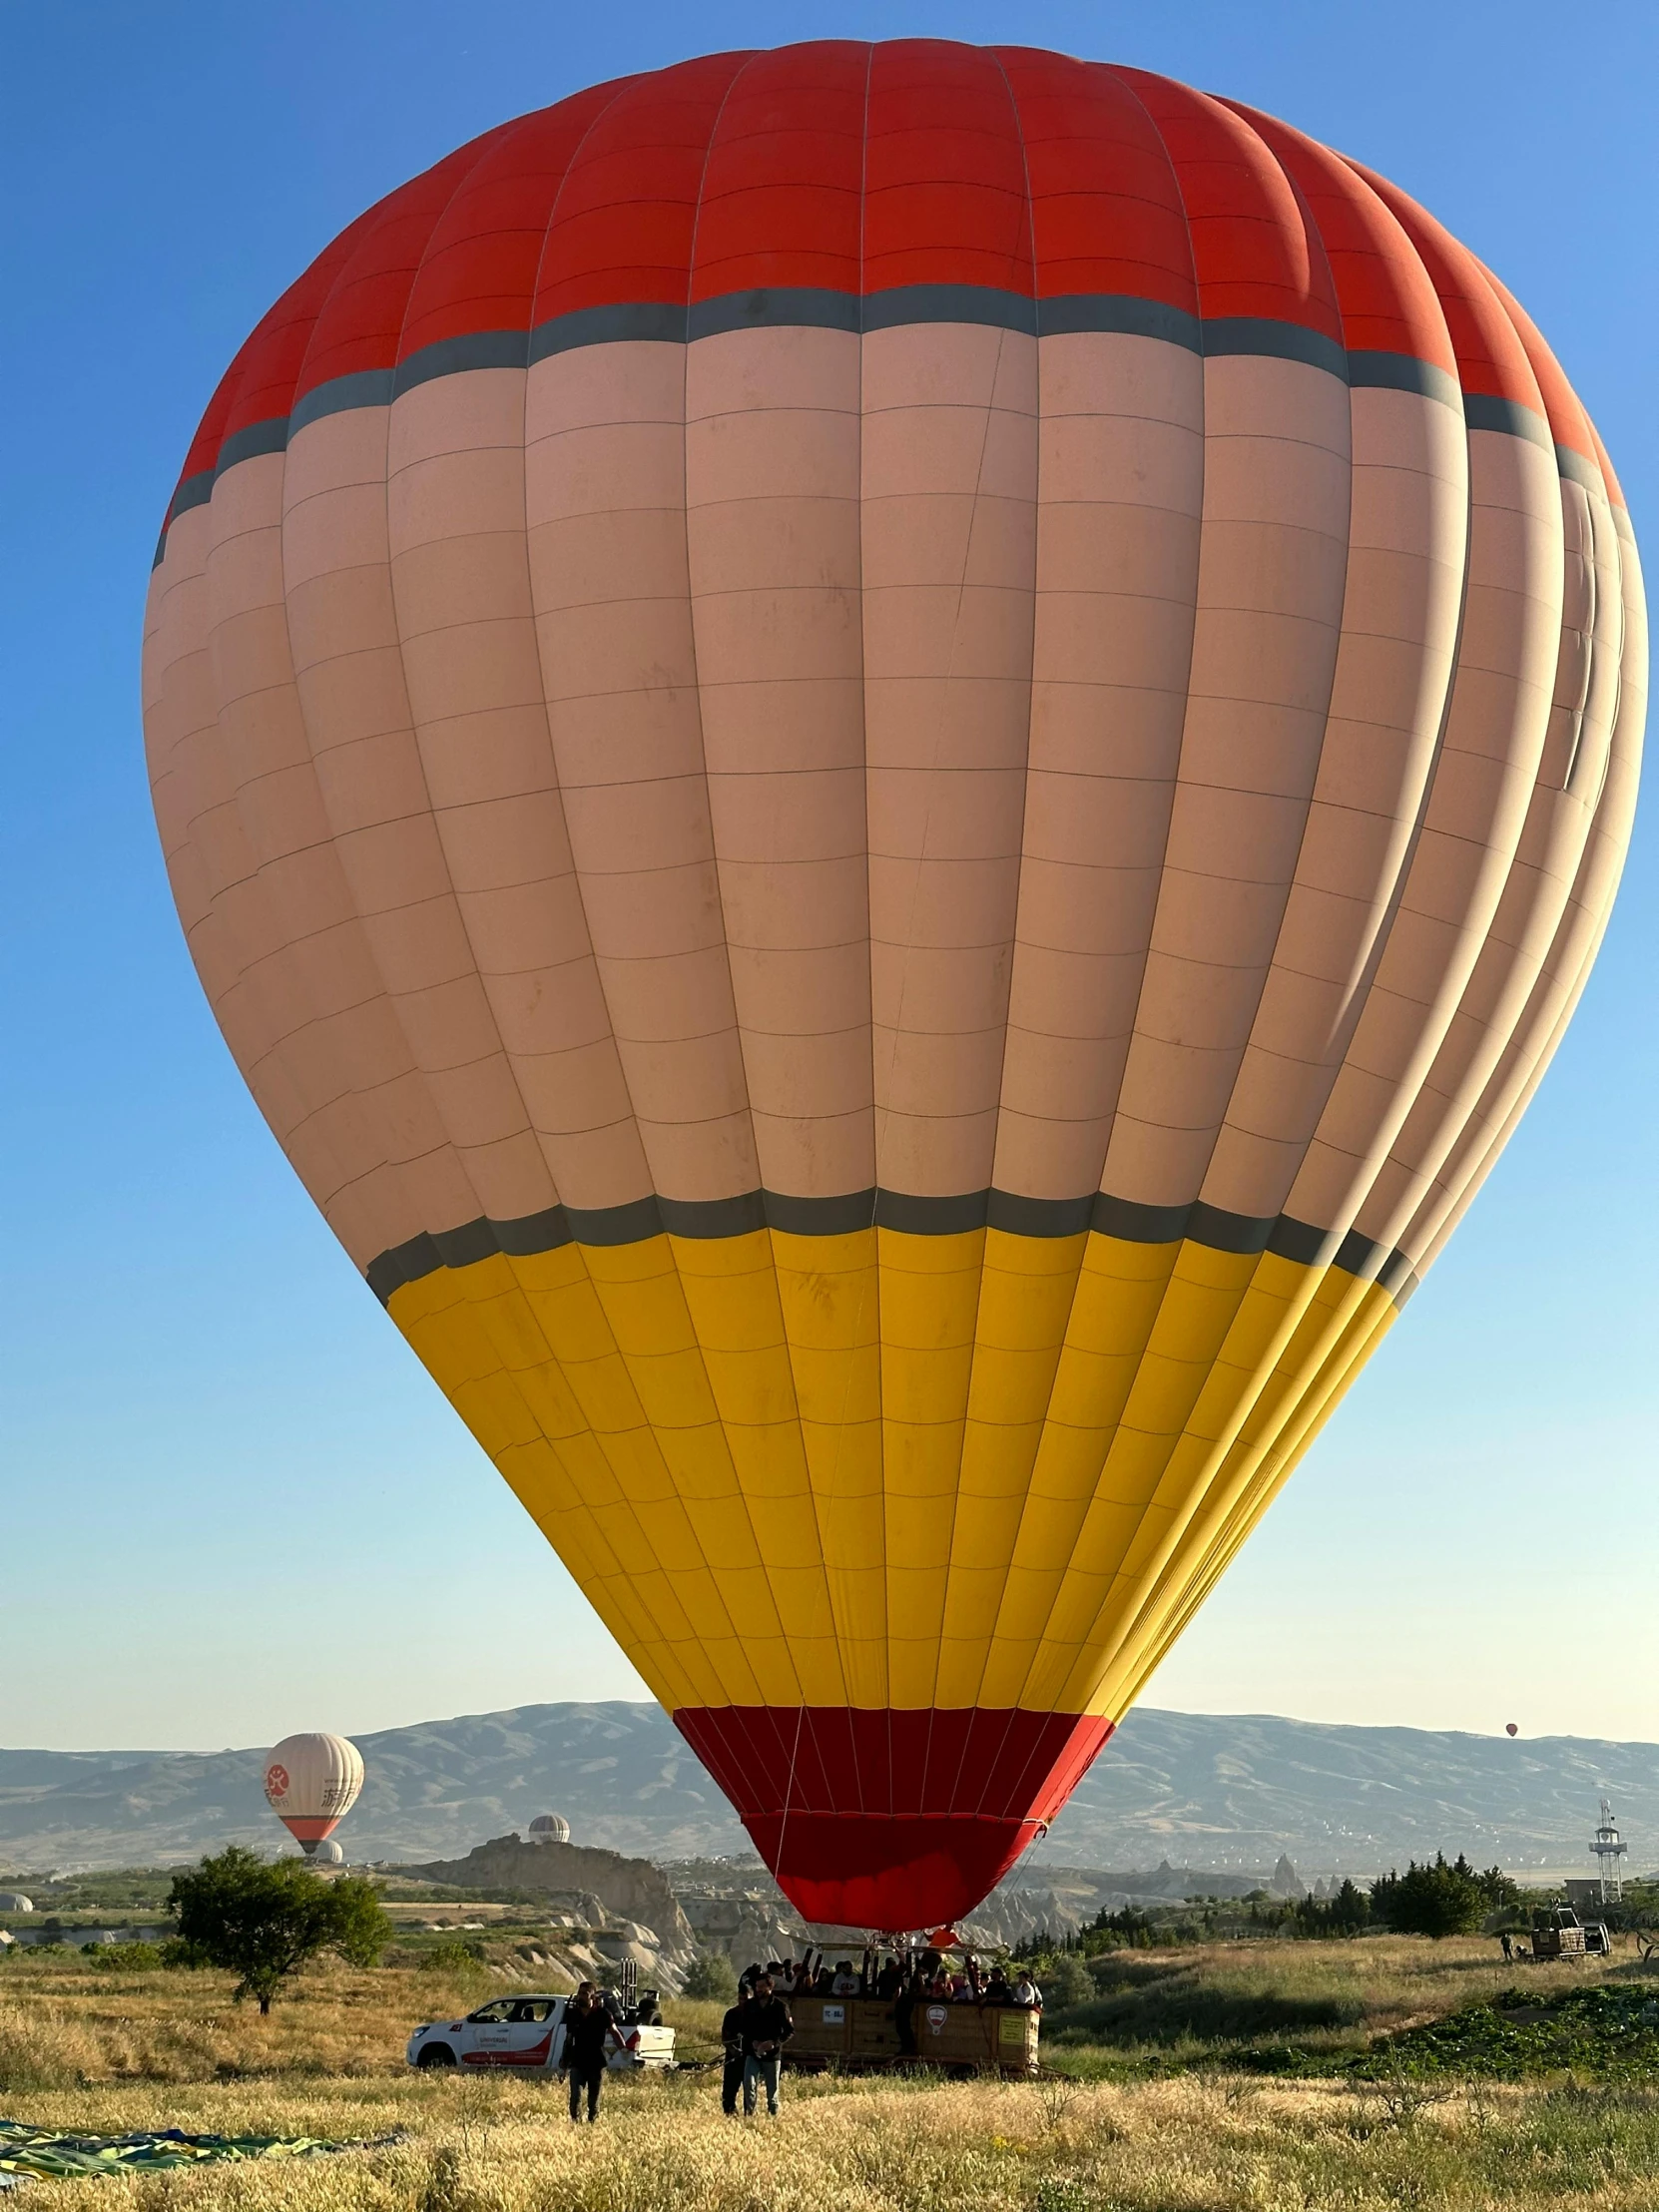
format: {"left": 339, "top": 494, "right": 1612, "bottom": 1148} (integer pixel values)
{"left": 312, "top": 1839, "right": 345, "bottom": 1867}
{"left": 528, "top": 1815, "right": 570, "bottom": 1846}
{"left": 264, "top": 1733, "right": 363, "bottom": 1857}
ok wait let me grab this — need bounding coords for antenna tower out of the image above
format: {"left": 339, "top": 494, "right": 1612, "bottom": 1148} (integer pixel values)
{"left": 1589, "top": 1798, "right": 1628, "bottom": 1905}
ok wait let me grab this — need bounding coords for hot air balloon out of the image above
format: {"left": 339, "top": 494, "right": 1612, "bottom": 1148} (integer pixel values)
{"left": 1507, "top": 1724, "right": 1520, "bottom": 1738}
{"left": 312, "top": 1838, "right": 346, "bottom": 1866}
{"left": 264, "top": 1734, "right": 364, "bottom": 1857}
{"left": 528, "top": 1815, "right": 572, "bottom": 1845}
{"left": 145, "top": 43, "right": 1645, "bottom": 1931}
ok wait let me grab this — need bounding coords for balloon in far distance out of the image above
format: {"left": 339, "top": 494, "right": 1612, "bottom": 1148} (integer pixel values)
{"left": 528, "top": 1814, "right": 571, "bottom": 1845}
{"left": 312, "top": 1839, "right": 345, "bottom": 1866}
{"left": 145, "top": 41, "right": 1646, "bottom": 1933}
{"left": 1506, "top": 1724, "right": 1520, "bottom": 1738}
{"left": 263, "top": 1734, "right": 364, "bottom": 1857}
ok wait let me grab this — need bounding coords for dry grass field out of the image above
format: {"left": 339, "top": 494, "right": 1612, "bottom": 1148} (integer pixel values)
{"left": 4, "top": 1940, "right": 1659, "bottom": 2207}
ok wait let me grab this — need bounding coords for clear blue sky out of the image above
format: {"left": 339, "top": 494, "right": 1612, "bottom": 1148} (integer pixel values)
{"left": 3, "top": 0, "right": 1653, "bottom": 1753}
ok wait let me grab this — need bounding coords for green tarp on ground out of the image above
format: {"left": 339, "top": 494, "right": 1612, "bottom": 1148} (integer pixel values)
{"left": 0, "top": 2119, "right": 386, "bottom": 2182}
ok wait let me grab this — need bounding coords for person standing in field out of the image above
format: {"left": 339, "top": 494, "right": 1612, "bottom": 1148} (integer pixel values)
{"left": 561, "top": 1982, "right": 614, "bottom": 2122}
{"left": 720, "top": 1992, "right": 746, "bottom": 2116}
{"left": 740, "top": 1971, "right": 794, "bottom": 2116}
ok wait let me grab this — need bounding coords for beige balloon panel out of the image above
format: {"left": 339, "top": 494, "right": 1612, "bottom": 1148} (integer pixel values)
{"left": 143, "top": 292, "right": 1645, "bottom": 1728}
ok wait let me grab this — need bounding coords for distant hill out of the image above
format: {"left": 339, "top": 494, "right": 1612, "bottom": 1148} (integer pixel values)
{"left": 2, "top": 1703, "right": 1655, "bottom": 1881}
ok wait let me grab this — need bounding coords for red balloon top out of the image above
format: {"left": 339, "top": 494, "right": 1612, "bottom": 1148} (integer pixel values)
{"left": 161, "top": 35, "right": 1606, "bottom": 558}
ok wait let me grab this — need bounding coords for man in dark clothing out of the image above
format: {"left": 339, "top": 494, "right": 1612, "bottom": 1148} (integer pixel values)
{"left": 740, "top": 1972, "right": 794, "bottom": 2116}
{"left": 893, "top": 1966, "right": 923, "bottom": 2056}
{"left": 561, "top": 1983, "right": 614, "bottom": 2122}
{"left": 719, "top": 1996, "right": 746, "bottom": 2115}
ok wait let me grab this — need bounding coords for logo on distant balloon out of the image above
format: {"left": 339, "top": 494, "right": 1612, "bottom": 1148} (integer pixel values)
{"left": 265, "top": 1764, "right": 290, "bottom": 1802}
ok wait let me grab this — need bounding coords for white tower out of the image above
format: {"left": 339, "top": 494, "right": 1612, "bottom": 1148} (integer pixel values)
{"left": 1589, "top": 1798, "right": 1628, "bottom": 1905}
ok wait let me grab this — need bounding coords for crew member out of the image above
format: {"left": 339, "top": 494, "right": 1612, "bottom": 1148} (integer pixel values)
{"left": 741, "top": 1971, "right": 794, "bottom": 2116}
{"left": 720, "top": 1991, "right": 746, "bottom": 2116}
{"left": 561, "top": 1982, "right": 614, "bottom": 2122}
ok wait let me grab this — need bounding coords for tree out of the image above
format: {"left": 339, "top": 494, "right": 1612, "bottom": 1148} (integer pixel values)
{"left": 1370, "top": 1854, "right": 1519, "bottom": 1939}
{"left": 167, "top": 1847, "right": 392, "bottom": 2011}
{"left": 683, "top": 1950, "right": 738, "bottom": 2001}
{"left": 1042, "top": 1951, "right": 1095, "bottom": 2010}
{"left": 1291, "top": 1877, "right": 1373, "bottom": 1938}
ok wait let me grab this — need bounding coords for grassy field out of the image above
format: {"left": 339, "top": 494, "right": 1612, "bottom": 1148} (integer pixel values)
{"left": 4, "top": 1938, "right": 1659, "bottom": 2206}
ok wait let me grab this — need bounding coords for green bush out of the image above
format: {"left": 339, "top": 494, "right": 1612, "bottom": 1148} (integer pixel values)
{"left": 1370, "top": 1855, "right": 1518, "bottom": 1939}
{"left": 167, "top": 1846, "right": 393, "bottom": 2012}
{"left": 1290, "top": 1878, "right": 1373, "bottom": 1938}
{"left": 1043, "top": 1952, "right": 1096, "bottom": 2011}
{"left": 420, "top": 1937, "right": 488, "bottom": 1976}
{"left": 683, "top": 1951, "right": 739, "bottom": 2001}
{"left": 81, "top": 1941, "right": 163, "bottom": 1969}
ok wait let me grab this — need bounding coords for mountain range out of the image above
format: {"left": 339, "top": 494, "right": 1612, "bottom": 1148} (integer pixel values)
{"left": 2, "top": 1703, "right": 1652, "bottom": 1881}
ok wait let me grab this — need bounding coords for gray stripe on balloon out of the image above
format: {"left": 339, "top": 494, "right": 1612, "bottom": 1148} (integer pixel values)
{"left": 363, "top": 1189, "right": 1416, "bottom": 1309}
{"left": 155, "top": 289, "right": 1579, "bottom": 564}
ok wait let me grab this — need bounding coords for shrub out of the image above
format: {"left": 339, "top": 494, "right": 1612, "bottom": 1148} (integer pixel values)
{"left": 167, "top": 1847, "right": 393, "bottom": 2012}
{"left": 82, "top": 1941, "right": 164, "bottom": 1969}
{"left": 683, "top": 1951, "right": 739, "bottom": 2002}
{"left": 1043, "top": 1953, "right": 1096, "bottom": 2011}
{"left": 420, "top": 1937, "right": 487, "bottom": 1975}
{"left": 1291, "top": 1879, "right": 1373, "bottom": 1938}
{"left": 1370, "top": 1855, "right": 1518, "bottom": 1938}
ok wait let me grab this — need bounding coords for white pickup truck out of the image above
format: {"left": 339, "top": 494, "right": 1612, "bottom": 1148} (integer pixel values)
{"left": 406, "top": 1994, "right": 675, "bottom": 2074}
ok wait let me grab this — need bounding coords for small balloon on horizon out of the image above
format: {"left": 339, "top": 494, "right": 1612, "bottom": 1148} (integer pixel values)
{"left": 264, "top": 1733, "right": 363, "bottom": 1857}
{"left": 1506, "top": 1723, "right": 1519, "bottom": 1737}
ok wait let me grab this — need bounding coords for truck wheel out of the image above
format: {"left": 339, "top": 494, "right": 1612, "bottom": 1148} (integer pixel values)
{"left": 416, "top": 2043, "right": 456, "bottom": 2069}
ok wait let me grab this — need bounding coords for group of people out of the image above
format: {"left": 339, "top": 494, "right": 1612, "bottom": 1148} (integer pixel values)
{"left": 713, "top": 1946, "right": 1042, "bottom": 2104}
{"left": 563, "top": 1945, "right": 1042, "bottom": 2124}
{"left": 753, "top": 1945, "right": 1042, "bottom": 2013}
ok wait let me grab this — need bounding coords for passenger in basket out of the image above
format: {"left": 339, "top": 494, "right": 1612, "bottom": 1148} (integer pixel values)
{"left": 741, "top": 1972, "right": 795, "bottom": 2116}
{"left": 830, "top": 1960, "right": 860, "bottom": 1995}
{"left": 1010, "top": 1970, "right": 1042, "bottom": 2009}
{"left": 981, "top": 1965, "right": 1013, "bottom": 2006}
{"left": 874, "top": 1954, "right": 905, "bottom": 2002}
{"left": 720, "top": 1995, "right": 746, "bottom": 2116}
{"left": 561, "top": 1982, "right": 614, "bottom": 2122}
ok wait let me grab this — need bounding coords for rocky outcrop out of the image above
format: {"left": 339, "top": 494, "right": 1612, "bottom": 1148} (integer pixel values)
{"left": 396, "top": 1836, "right": 702, "bottom": 1990}
{"left": 674, "top": 1885, "right": 811, "bottom": 1970}
{"left": 401, "top": 1834, "right": 694, "bottom": 1947}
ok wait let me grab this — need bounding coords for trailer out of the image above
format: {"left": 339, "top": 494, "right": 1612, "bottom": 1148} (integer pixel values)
{"left": 1530, "top": 1906, "right": 1588, "bottom": 1959}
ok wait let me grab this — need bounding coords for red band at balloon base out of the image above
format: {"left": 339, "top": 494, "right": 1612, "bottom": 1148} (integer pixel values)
{"left": 278, "top": 1815, "right": 343, "bottom": 1845}
{"left": 674, "top": 1705, "right": 1113, "bottom": 1928}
